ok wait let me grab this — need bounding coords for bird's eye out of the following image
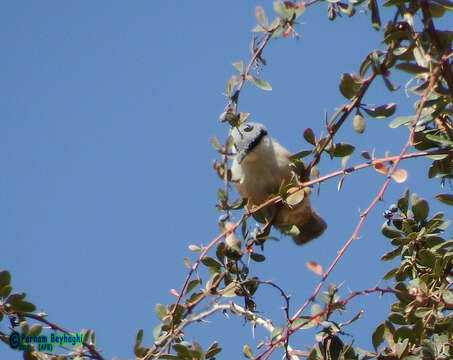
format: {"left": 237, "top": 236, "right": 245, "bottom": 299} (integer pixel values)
{"left": 243, "top": 124, "right": 253, "bottom": 132}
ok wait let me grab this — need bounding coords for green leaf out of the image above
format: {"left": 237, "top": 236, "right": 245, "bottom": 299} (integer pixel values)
{"left": 417, "top": 249, "right": 436, "bottom": 267}
{"left": 291, "top": 150, "right": 312, "bottom": 159}
{"left": 383, "top": 321, "right": 395, "bottom": 347}
{"left": 329, "top": 142, "right": 355, "bottom": 157}
{"left": 244, "top": 278, "right": 259, "bottom": 296}
{"left": 0, "top": 271, "right": 11, "bottom": 288}
{"left": 272, "top": 23, "right": 284, "bottom": 38}
{"left": 389, "top": 116, "right": 415, "bottom": 128}
{"left": 434, "top": 194, "right": 453, "bottom": 205}
{"left": 243, "top": 344, "right": 253, "bottom": 359}
{"left": 219, "top": 281, "right": 238, "bottom": 297}
{"left": 303, "top": 128, "right": 316, "bottom": 145}
{"left": 291, "top": 317, "right": 316, "bottom": 330}
{"left": 0, "top": 285, "right": 12, "bottom": 298}
{"left": 412, "top": 198, "right": 429, "bottom": 222}
{"left": 353, "top": 113, "right": 366, "bottom": 134}
{"left": 282, "top": 225, "right": 300, "bottom": 236}
{"left": 369, "top": 0, "right": 381, "bottom": 30}
{"left": 363, "top": 103, "right": 396, "bottom": 118}
{"left": 381, "top": 224, "right": 403, "bottom": 238}
{"left": 230, "top": 197, "right": 246, "bottom": 210}
{"left": 414, "top": 307, "right": 431, "bottom": 318}
{"left": 250, "top": 253, "right": 266, "bottom": 262}
{"left": 311, "top": 303, "right": 322, "bottom": 317}
{"left": 7, "top": 293, "right": 36, "bottom": 313}
{"left": 201, "top": 257, "right": 222, "bottom": 270}
{"left": 426, "top": 154, "right": 448, "bottom": 160}
{"left": 398, "top": 189, "right": 409, "bottom": 213}
{"left": 360, "top": 59, "right": 371, "bottom": 78}
{"left": 384, "top": 0, "right": 409, "bottom": 5}
{"left": 426, "top": 134, "right": 453, "bottom": 146}
{"left": 372, "top": 322, "right": 385, "bottom": 350}
{"left": 325, "top": 335, "right": 343, "bottom": 360}
{"left": 155, "top": 304, "right": 167, "bottom": 320}
{"left": 382, "top": 267, "right": 399, "bottom": 280}
{"left": 173, "top": 343, "right": 192, "bottom": 358}
{"left": 381, "top": 246, "right": 403, "bottom": 261}
{"left": 393, "top": 327, "right": 413, "bottom": 342}
{"left": 388, "top": 313, "right": 406, "bottom": 325}
{"left": 271, "top": 325, "right": 284, "bottom": 340}
{"left": 28, "top": 324, "right": 42, "bottom": 337}
{"left": 134, "top": 329, "right": 145, "bottom": 357}
{"left": 339, "top": 73, "right": 362, "bottom": 100}
{"left": 273, "top": 1, "right": 293, "bottom": 19}
{"left": 205, "top": 342, "right": 222, "bottom": 359}
{"left": 395, "top": 62, "right": 428, "bottom": 74}
{"left": 245, "top": 75, "right": 272, "bottom": 91}
{"left": 152, "top": 323, "right": 163, "bottom": 340}
{"left": 21, "top": 320, "right": 29, "bottom": 335}
{"left": 186, "top": 279, "right": 200, "bottom": 294}
{"left": 232, "top": 61, "right": 243, "bottom": 73}
{"left": 217, "top": 188, "right": 227, "bottom": 203}
{"left": 225, "top": 76, "right": 242, "bottom": 98}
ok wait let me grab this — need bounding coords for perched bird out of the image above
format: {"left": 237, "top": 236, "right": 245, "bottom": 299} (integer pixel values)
{"left": 230, "top": 122, "right": 326, "bottom": 245}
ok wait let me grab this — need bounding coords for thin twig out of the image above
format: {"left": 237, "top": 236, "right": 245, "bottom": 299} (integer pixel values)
{"left": 257, "top": 63, "right": 443, "bottom": 360}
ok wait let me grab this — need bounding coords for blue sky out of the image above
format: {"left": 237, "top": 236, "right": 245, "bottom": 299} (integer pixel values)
{"left": 1, "top": 1, "right": 452, "bottom": 359}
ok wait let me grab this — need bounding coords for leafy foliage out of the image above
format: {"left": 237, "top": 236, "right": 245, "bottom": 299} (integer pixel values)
{"left": 1, "top": 0, "right": 453, "bottom": 359}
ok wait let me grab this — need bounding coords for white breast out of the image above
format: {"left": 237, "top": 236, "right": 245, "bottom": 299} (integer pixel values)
{"left": 231, "top": 136, "right": 293, "bottom": 205}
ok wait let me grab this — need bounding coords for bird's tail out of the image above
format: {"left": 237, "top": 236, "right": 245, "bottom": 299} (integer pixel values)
{"left": 292, "top": 210, "right": 327, "bottom": 245}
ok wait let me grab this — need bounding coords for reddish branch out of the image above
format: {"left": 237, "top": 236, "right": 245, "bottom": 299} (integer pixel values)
{"left": 154, "top": 2, "right": 450, "bottom": 357}
{"left": 257, "top": 63, "right": 444, "bottom": 360}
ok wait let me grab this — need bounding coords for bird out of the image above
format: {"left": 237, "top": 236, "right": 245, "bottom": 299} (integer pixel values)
{"left": 230, "top": 122, "right": 326, "bottom": 245}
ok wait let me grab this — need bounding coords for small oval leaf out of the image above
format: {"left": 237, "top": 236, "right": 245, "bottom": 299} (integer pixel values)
{"left": 434, "top": 194, "right": 453, "bottom": 206}
{"left": 412, "top": 198, "right": 429, "bottom": 222}
{"left": 353, "top": 114, "right": 366, "bottom": 134}
{"left": 245, "top": 75, "right": 272, "bottom": 91}
{"left": 306, "top": 261, "right": 323, "bottom": 275}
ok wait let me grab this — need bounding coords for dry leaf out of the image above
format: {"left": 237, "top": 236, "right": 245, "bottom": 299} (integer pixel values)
{"left": 391, "top": 169, "right": 408, "bottom": 183}
{"left": 361, "top": 151, "right": 371, "bottom": 160}
{"left": 374, "top": 162, "right": 388, "bottom": 175}
{"left": 306, "top": 261, "right": 323, "bottom": 276}
{"left": 286, "top": 187, "right": 305, "bottom": 207}
{"left": 188, "top": 244, "right": 201, "bottom": 252}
